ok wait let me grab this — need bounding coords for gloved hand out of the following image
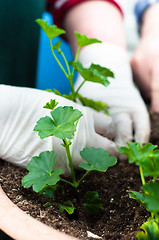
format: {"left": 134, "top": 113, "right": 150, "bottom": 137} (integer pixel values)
{"left": 75, "top": 43, "right": 150, "bottom": 148}
{"left": 0, "top": 85, "right": 117, "bottom": 175}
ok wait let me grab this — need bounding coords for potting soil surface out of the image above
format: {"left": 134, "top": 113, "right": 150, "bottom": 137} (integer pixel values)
{"left": 0, "top": 112, "right": 159, "bottom": 240}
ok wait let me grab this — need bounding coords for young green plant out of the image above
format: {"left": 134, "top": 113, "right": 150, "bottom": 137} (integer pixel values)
{"left": 22, "top": 19, "right": 117, "bottom": 215}
{"left": 22, "top": 100, "right": 117, "bottom": 214}
{"left": 35, "top": 18, "right": 115, "bottom": 114}
{"left": 118, "top": 142, "right": 159, "bottom": 239}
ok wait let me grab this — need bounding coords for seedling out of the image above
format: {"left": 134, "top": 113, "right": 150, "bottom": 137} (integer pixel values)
{"left": 35, "top": 19, "right": 115, "bottom": 114}
{"left": 21, "top": 19, "right": 117, "bottom": 215}
{"left": 22, "top": 101, "right": 117, "bottom": 214}
{"left": 118, "top": 142, "right": 159, "bottom": 239}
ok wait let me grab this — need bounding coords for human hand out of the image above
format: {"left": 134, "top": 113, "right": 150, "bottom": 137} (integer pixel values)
{"left": 74, "top": 43, "right": 150, "bottom": 149}
{"left": 131, "top": 2, "right": 159, "bottom": 112}
{"left": 0, "top": 85, "right": 117, "bottom": 175}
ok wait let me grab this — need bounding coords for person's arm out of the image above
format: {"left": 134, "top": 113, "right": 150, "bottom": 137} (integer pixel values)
{"left": 0, "top": 185, "right": 77, "bottom": 240}
{"left": 62, "top": 1, "right": 126, "bottom": 54}
{"left": 131, "top": 1, "right": 159, "bottom": 112}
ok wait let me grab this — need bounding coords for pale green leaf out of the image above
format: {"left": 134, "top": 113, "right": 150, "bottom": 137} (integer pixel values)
{"left": 75, "top": 32, "right": 101, "bottom": 48}
{"left": 52, "top": 40, "right": 61, "bottom": 49}
{"left": 36, "top": 19, "right": 65, "bottom": 39}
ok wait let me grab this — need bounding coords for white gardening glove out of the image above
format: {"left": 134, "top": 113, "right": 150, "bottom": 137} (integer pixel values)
{"left": 75, "top": 43, "right": 150, "bottom": 148}
{"left": 0, "top": 85, "right": 117, "bottom": 175}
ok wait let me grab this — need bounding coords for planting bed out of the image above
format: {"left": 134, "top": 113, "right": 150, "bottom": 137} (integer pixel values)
{"left": 0, "top": 112, "right": 159, "bottom": 240}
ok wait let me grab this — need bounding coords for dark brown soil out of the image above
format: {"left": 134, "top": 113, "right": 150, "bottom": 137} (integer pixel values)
{"left": 0, "top": 112, "right": 159, "bottom": 240}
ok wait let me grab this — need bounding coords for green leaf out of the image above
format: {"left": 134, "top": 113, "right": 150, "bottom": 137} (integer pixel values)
{"left": 34, "top": 106, "right": 83, "bottom": 139}
{"left": 139, "top": 153, "right": 159, "bottom": 177}
{"left": 45, "top": 89, "right": 54, "bottom": 93}
{"left": 70, "top": 61, "right": 114, "bottom": 87}
{"left": 83, "top": 191, "right": 103, "bottom": 215}
{"left": 118, "top": 142, "right": 157, "bottom": 164}
{"left": 22, "top": 151, "right": 64, "bottom": 192}
{"left": 43, "top": 99, "right": 58, "bottom": 110}
{"left": 39, "top": 185, "right": 59, "bottom": 198}
{"left": 53, "top": 89, "right": 74, "bottom": 101}
{"left": 59, "top": 200, "right": 75, "bottom": 215}
{"left": 75, "top": 32, "right": 101, "bottom": 48}
{"left": 35, "top": 19, "right": 65, "bottom": 39}
{"left": 52, "top": 40, "right": 62, "bottom": 53}
{"left": 141, "top": 182, "right": 159, "bottom": 212}
{"left": 127, "top": 190, "right": 146, "bottom": 207}
{"left": 77, "top": 93, "right": 109, "bottom": 115}
{"left": 79, "top": 147, "right": 117, "bottom": 172}
{"left": 137, "top": 220, "right": 159, "bottom": 240}
{"left": 53, "top": 89, "right": 62, "bottom": 96}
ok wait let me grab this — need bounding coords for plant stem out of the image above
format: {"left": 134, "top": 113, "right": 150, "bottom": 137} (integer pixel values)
{"left": 61, "top": 51, "right": 70, "bottom": 75}
{"left": 60, "top": 178, "right": 75, "bottom": 187}
{"left": 50, "top": 39, "right": 68, "bottom": 78}
{"left": 139, "top": 166, "right": 146, "bottom": 185}
{"left": 153, "top": 176, "right": 157, "bottom": 182}
{"left": 63, "top": 139, "right": 77, "bottom": 187}
{"left": 74, "top": 47, "right": 80, "bottom": 63}
{"left": 72, "top": 47, "right": 80, "bottom": 77}
{"left": 75, "top": 80, "right": 86, "bottom": 97}
{"left": 155, "top": 213, "right": 159, "bottom": 223}
{"left": 68, "top": 74, "right": 75, "bottom": 97}
{"left": 77, "top": 171, "right": 90, "bottom": 187}
{"left": 60, "top": 51, "right": 75, "bottom": 96}
{"left": 151, "top": 212, "right": 155, "bottom": 219}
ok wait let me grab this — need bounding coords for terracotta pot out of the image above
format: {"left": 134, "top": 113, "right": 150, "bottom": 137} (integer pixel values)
{"left": 0, "top": 185, "right": 77, "bottom": 240}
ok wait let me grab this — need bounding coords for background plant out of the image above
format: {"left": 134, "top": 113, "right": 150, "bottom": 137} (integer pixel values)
{"left": 119, "top": 142, "right": 159, "bottom": 239}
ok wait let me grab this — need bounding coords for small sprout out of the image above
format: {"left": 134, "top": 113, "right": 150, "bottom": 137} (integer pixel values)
{"left": 83, "top": 191, "right": 103, "bottom": 215}
{"left": 59, "top": 201, "right": 75, "bottom": 215}
{"left": 43, "top": 99, "right": 58, "bottom": 110}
